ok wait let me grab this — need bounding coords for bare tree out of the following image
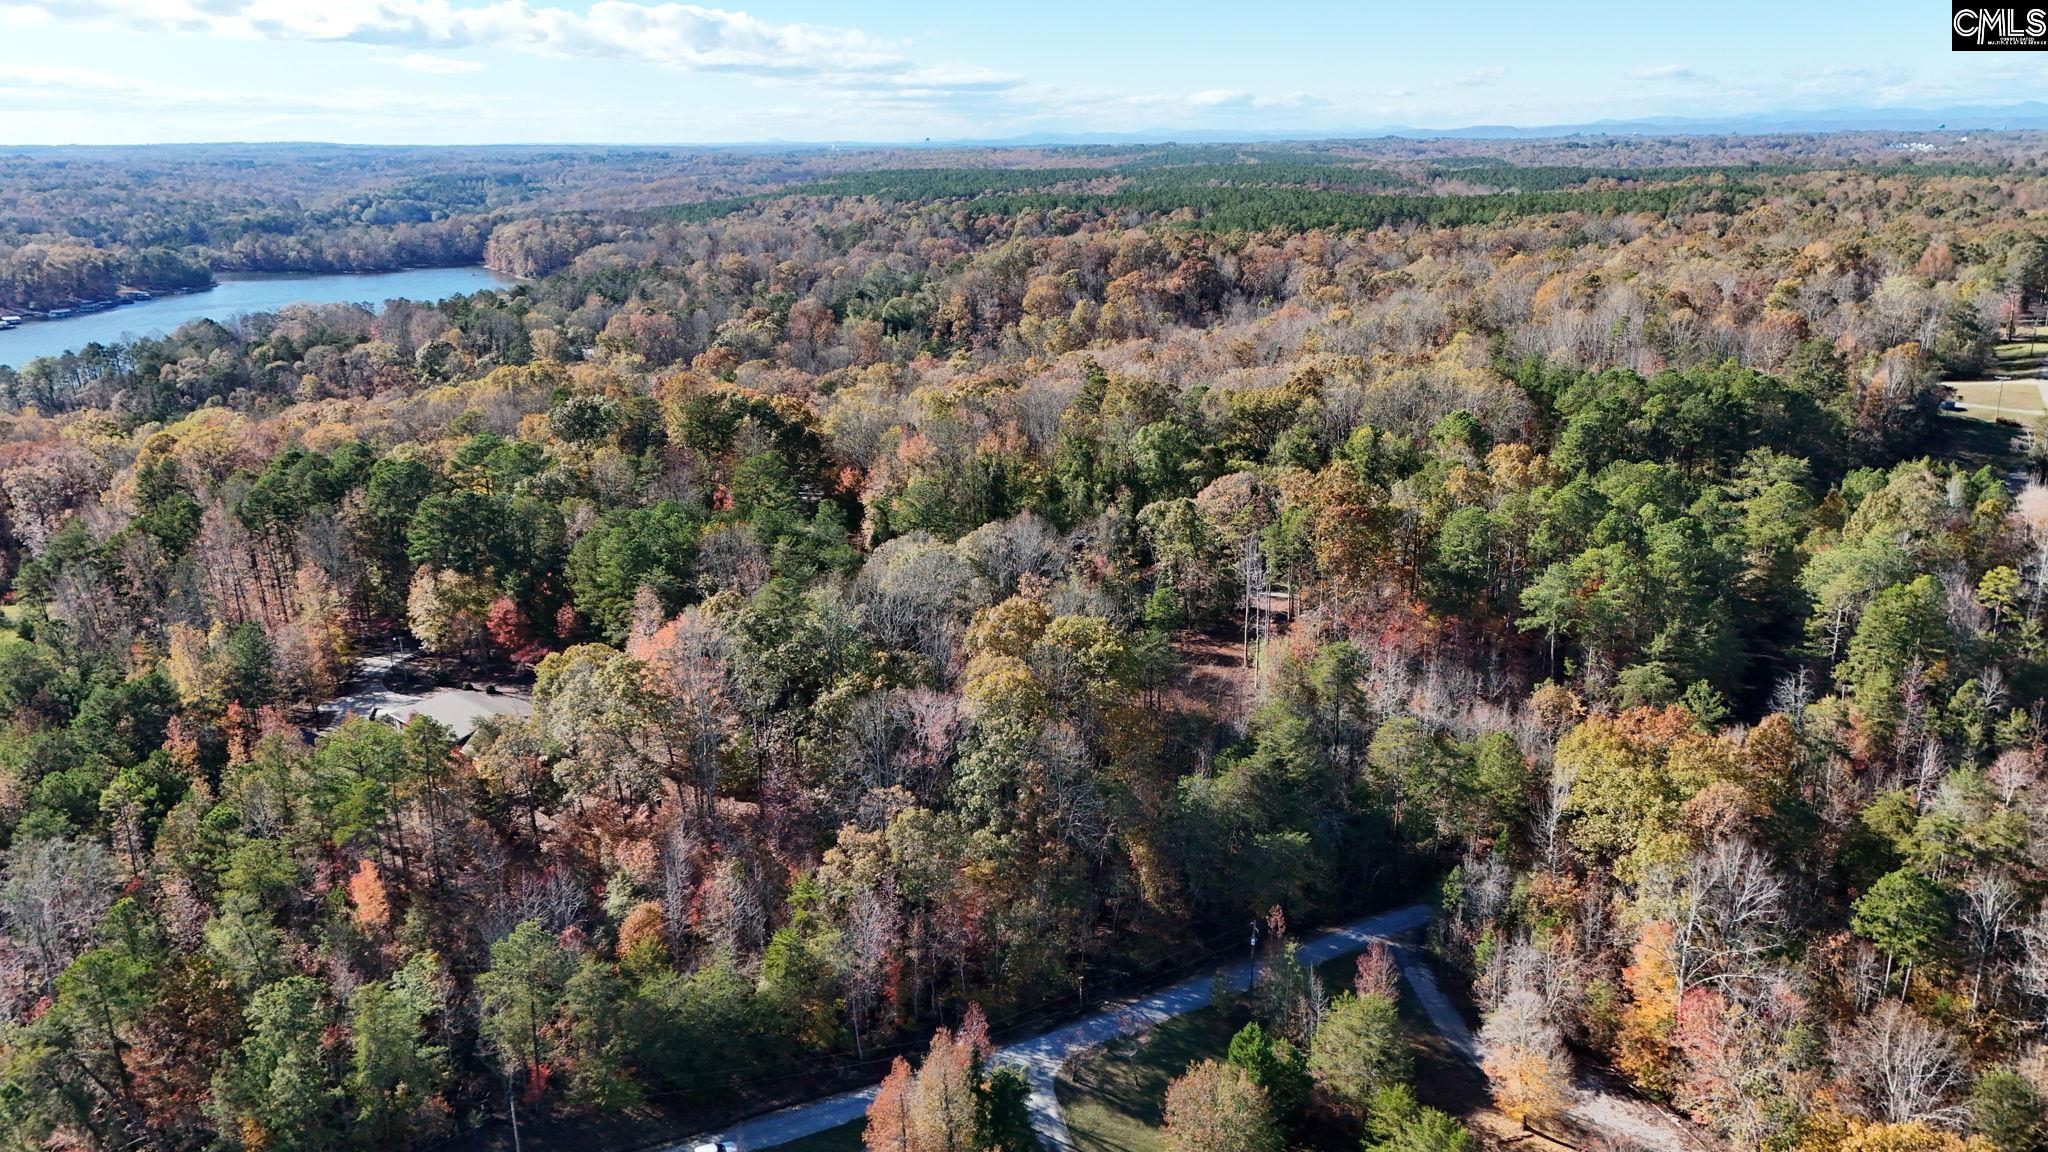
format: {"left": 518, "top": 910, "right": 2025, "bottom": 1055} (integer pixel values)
{"left": 694, "top": 523, "right": 771, "bottom": 597}
{"left": 0, "top": 835, "right": 114, "bottom": 996}
{"left": 638, "top": 606, "right": 732, "bottom": 824}
{"left": 844, "top": 883, "right": 902, "bottom": 1057}
{"left": 1674, "top": 976, "right": 1812, "bottom": 1152}
{"left": 855, "top": 533, "right": 979, "bottom": 675}
{"left": 837, "top": 689, "right": 900, "bottom": 813}
{"left": 899, "top": 687, "right": 963, "bottom": 803}
{"left": 1536, "top": 757, "right": 1575, "bottom": 877}
{"left": 1500, "top": 935, "right": 1586, "bottom": 1033}
{"left": 701, "top": 854, "right": 774, "bottom": 958}
{"left": 2016, "top": 483, "right": 2048, "bottom": 605}
{"left": 1910, "top": 739, "right": 1945, "bottom": 809}
{"left": 1988, "top": 748, "right": 2037, "bottom": 805}
{"left": 658, "top": 822, "right": 699, "bottom": 948}
{"left": 1960, "top": 871, "right": 2022, "bottom": 1011}
{"left": 1667, "top": 841, "right": 1786, "bottom": 998}
{"left": 1844, "top": 938, "right": 1888, "bottom": 1015}
{"left": 1770, "top": 668, "right": 1813, "bottom": 728}
{"left": 1834, "top": 1001, "right": 1970, "bottom": 1127}
{"left": 1480, "top": 983, "right": 1575, "bottom": 1127}
{"left": 483, "top": 865, "right": 587, "bottom": 943}
{"left": 2015, "top": 906, "right": 2048, "bottom": 1027}
{"left": 955, "top": 512, "right": 1062, "bottom": 597}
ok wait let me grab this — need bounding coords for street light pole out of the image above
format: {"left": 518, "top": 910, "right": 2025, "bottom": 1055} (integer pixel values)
{"left": 1247, "top": 920, "right": 1260, "bottom": 993}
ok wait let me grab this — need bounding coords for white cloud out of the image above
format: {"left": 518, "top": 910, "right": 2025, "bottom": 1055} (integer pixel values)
{"left": 373, "top": 51, "right": 484, "bottom": 75}
{"left": 0, "top": 62, "right": 485, "bottom": 117}
{"left": 806, "top": 63, "right": 1025, "bottom": 99}
{"left": 17, "top": 4, "right": 2040, "bottom": 144}
{"left": 1631, "top": 64, "right": 1709, "bottom": 82}
{"left": 34, "top": 1, "right": 909, "bottom": 77}
{"left": 1421, "top": 67, "right": 1509, "bottom": 95}
{"left": 973, "top": 84, "right": 1336, "bottom": 135}
{"left": 1181, "top": 89, "right": 1324, "bottom": 112}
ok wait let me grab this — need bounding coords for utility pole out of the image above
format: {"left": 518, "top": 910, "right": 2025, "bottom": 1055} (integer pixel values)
{"left": 1240, "top": 535, "right": 1270, "bottom": 673}
{"left": 1241, "top": 535, "right": 1256, "bottom": 666}
{"left": 1247, "top": 919, "right": 1261, "bottom": 993}
{"left": 507, "top": 1075, "right": 522, "bottom": 1152}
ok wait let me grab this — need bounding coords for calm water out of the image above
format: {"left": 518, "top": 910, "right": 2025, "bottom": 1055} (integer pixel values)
{"left": 0, "top": 266, "right": 517, "bottom": 369}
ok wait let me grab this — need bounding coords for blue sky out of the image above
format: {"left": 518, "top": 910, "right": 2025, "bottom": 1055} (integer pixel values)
{"left": 1, "top": 1, "right": 2043, "bottom": 145}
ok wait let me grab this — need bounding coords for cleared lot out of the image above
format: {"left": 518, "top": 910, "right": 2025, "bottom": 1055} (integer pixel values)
{"left": 1951, "top": 380, "right": 2048, "bottom": 415}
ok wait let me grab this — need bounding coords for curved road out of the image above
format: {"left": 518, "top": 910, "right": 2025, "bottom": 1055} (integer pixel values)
{"left": 680, "top": 903, "right": 1434, "bottom": 1151}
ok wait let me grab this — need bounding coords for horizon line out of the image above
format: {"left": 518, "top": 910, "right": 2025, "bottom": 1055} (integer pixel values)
{"left": 7, "top": 99, "right": 2048, "bottom": 152}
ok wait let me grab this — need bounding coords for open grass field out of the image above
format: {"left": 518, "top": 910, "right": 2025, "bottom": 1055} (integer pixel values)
{"left": 1942, "top": 328, "right": 2048, "bottom": 424}
{"left": 1996, "top": 342, "right": 2047, "bottom": 365}
{"left": 1056, "top": 942, "right": 1483, "bottom": 1152}
{"left": 1057, "top": 1001, "right": 1247, "bottom": 1152}
{"left": 1926, "top": 408, "right": 2030, "bottom": 479}
{"left": 1952, "top": 379, "right": 2047, "bottom": 416}
{"left": 1994, "top": 325, "right": 2048, "bottom": 372}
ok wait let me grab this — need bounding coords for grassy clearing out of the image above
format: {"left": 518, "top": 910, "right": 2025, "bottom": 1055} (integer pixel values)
{"left": 1995, "top": 331, "right": 2048, "bottom": 372}
{"left": 1928, "top": 411, "right": 2027, "bottom": 472}
{"left": 1058, "top": 1004, "right": 1247, "bottom": 1152}
{"left": 1945, "top": 329, "right": 2048, "bottom": 425}
{"left": 1953, "top": 380, "right": 2046, "bottom": 414}
{"left": 1311, "top": 950, "right": 1488, "bottom": 1119}
{"left": 1058, "top": 941, "right": 1479, "bottom": 1152}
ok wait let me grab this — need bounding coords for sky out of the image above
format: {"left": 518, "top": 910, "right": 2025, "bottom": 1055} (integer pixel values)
{"left": 1, "top": 0, "right": 2046, "bottom": 145}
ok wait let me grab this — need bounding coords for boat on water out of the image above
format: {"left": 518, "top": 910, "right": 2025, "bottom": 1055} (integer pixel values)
{"left": 2, "top": 292, "right": 152, "bottom": 327}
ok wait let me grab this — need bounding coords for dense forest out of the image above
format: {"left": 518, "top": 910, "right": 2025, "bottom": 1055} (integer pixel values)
{"left": 0, "top": 144, "right": 827, "bottom": 310}
{"left": 1, "top": 135, "right": 2037, "bottom": 306}
{"left": 5, "top": 134, "right": 2048, "bottom": 1152}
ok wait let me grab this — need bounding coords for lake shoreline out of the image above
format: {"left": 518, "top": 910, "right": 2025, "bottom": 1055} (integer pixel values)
{"left": 4, "top": 264, "right": 521, "bottom": 321}
{"left": 0, "top": 265, "right": 519, "bottom": 369}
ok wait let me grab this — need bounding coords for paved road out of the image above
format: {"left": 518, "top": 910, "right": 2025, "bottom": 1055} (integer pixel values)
{"left": 1391, "top": 945, "right": 1479, "bottom": 1064}
{"left": 1391, "top": 947, "right": 1698, "bottom": 1152}
{"left": 321, "top": 652, "right": 532, "bottom": 741}
{"left": 679, "top": 902, "right": 1433, "bottom": 1151}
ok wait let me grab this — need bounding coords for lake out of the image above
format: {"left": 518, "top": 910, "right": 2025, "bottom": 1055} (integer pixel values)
{"left": 0, "top": 266, "right": 517, "bottom": 369}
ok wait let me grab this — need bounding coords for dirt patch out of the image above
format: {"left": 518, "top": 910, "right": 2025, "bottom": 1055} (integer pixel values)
{"left": 1471, "top": 1111, "right": 1579, "bottom": 1151}
{"left": 1165, "top": 629, "right": 1258, "bottom": 726}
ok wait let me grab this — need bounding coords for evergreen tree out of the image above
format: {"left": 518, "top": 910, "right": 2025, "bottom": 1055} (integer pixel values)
{"left": 477, "top": 921, "right": 573, "bottom": 1094}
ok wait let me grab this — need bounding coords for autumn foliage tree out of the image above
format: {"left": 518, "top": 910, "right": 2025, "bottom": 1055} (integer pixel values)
{"left": 6, "top": 137, "right": 2048, "bottom": 1152}
{"left": 862, "top": 1006, "right": 1026, "bottom": 1152}
{"left": 1162, "top": 1059, "right": 1282, "bottom": 1152}
{"left": 1480, "top": 986, "right": 1574, "bottom": 1128}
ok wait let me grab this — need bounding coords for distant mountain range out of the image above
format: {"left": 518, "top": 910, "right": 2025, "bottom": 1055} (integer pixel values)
{"left": 924, "top": 101, "right": 2048, "bottom": 147}
{"left": 14, "top": 102, "right": 2048, "bottom": 154}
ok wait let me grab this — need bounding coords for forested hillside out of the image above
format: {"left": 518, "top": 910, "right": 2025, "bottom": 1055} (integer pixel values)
{"left": 4, "top": 137, "right": 2048, "bottom": 1152}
